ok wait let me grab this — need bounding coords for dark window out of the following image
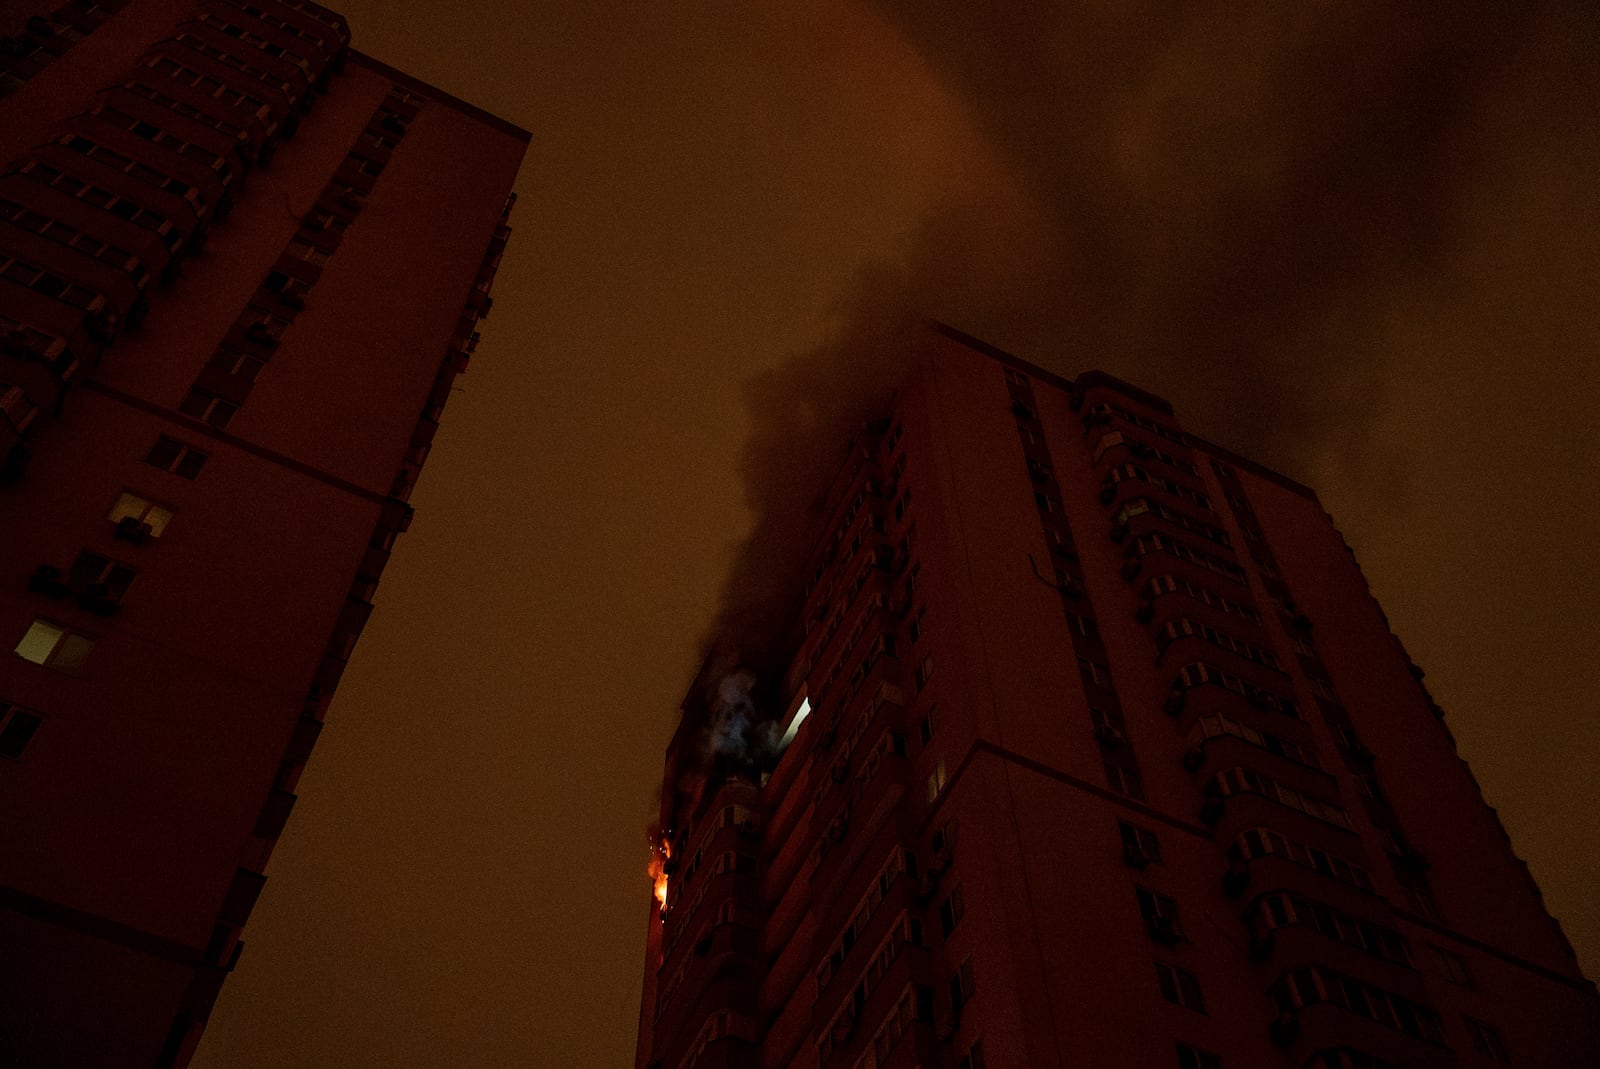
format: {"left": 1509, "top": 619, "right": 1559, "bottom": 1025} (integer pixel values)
{"left": 1104, "top": 761, "right": 1143, "bottom": 800}
{"left": 0, "top": 702, "right": 44, "bottom": 759}
{"left": 67, "top": 551, "right": 136, "bottom": 600}
{"left": 948, "top": 959, "right": 975, "bottom": 1013}
{"left": 1465, "top": 1017, "right": 1510, "bottom": 1063}
{"left": 1428, "top": 945, "right": 1473, "bottom": 987}
{"left": 939, "top": 885, "right": 965, "bottom": 938}
{"left": 1155, "top": 962, "right": 1206, "bottom": 1012}
{"left": 957, "top": 1040, "right": 985, "bottom": 1069}
{"left": 1118, "top": 820, "right": 1161, "bottom": 864}
{"left": 1175, "top": 1043, "right": 1220, "bottom": 1069}
{"left": 145, "top": 436, "right": 208, "bottom": 479}
{"left": 180, "top": 388, "right": 238, "bottom": 428}
{"left": 1137, "top": 888, "right": 1182, "bottom": 941}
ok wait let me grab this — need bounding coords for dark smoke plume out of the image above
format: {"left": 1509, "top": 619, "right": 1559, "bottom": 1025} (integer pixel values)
{"left": 703, "top": 2, "right": 1600, "bottom": 678}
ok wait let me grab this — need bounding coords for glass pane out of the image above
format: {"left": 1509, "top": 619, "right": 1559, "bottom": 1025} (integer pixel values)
{"left": 14, "top": 620, "right": 64, "bottom": 664}
{"left": 0, "top": 711, "right": 41, "bottom": 758}
{"left": 144, "top": 505, "right": 173, "bottom": 537}
{"left": 107, "top": 491, "right": 147, "bottom": 525}
{"left": 52, "top": 634, "right": 95, "bottom": 674}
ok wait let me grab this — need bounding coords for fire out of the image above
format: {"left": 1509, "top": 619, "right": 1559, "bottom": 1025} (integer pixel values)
{"left": 648, "top": 832, "right": 672, "bottom": 912}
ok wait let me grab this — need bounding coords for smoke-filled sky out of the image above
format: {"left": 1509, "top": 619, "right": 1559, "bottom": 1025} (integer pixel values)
{"left": 195, "top": 3, "right": 1599, "bottom": 1066}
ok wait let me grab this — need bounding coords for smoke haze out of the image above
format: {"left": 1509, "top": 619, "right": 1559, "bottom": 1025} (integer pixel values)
{"left": 711, "top": 1, "right": 1600, "bottom": 666}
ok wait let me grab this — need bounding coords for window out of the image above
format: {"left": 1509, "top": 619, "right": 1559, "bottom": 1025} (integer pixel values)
{"left": 938, "top": 885, "right": 965, "bottom": 938}
{"left": 14, "top": 620, "right": 94, "bottom": 674}
{"left": 948, "top": 959, "right": 976, "bottom": 1013}
{"left": 1090, "top": 706, "right": 1127, "bottom": 743}
{"left": 67, "top": 551, "right": 136, "bottom": 602}
{"left": 145, "top": 436, "right": 208, "bottom": 478}
{"left": 957, "top": 1039, "right": 985, "bottom": 1069}
{"left": 915, "top": 654, "right": 933, "bottom": 692}
{"left": 1105, "top": 762, "right": 1144, "bottom": 800}
{"left": 1, "top": 384, "right": 39, "bottom": 432}
{"left": 1464, "top": 1017, "right": 1509, "bottom": 1062}
{"left": 1428, "top": 945, "right": 1473, "bottom": 987}
{"left": 1119, "top": 821, "right": 1161, "bottom": 865}
{"left": 918, "top": 707, "right": 936, "bottom": 745}
{"left": 1034, "top": 491, "right": 1059, "bottom": 514}
{"left": 0, "top": 701, "right": 44, "bottom": 759}
{"left": 107, "top": 492, "right": 174, "bottom": 537}
{"left": 180, "top": 387, "right": 239, "bottom": 427}
{"left": 1078, "top": 656, "right": 1112, "bottom": 687}
{"left": 1136, "top": 888, "right": 1182, "bottom": 941}
{"left": 909, "top": 607, "right": 925, "bottom": 644}
{"left": 206, "top": 349, "right": 267, "bottom": 382}
{"left": 926, "top": 759, "right": 947, "bottom": 803}
{"left": 1155, "top": 962, "right": 1205, "bottom": 1012}
{"left": 1175, "top": 1043, "right": 1221, "bottom": 1069}
{"left": 1065, "top": 611, "right": 1098, "bottom": 639}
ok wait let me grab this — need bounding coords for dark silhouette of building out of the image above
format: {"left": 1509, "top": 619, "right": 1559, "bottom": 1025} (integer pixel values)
{"left": 0, "top": 2, "right": 526, "bottom": 1064}
{"left": 636, "top": 326, "right": 1600, "bottom": 1069}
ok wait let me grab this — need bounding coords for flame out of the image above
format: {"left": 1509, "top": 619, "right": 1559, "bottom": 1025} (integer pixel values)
{"left": 648, "top": 832, "right": 672, "bottom": 912}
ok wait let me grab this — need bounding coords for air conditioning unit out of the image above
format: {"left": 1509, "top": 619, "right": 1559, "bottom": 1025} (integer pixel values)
{"left": 830, "top": 758, "right": 849, "bottom": 783}
{"left": 1098, "top": 485, "right": 1116, "bottom": 505}
{"left": 913, "top": 873, "right": 937, "bottom": 903}
{"left": 1199, "top": 796, "right": 1225, "bottom": 826}
{"left": 78, "top": 583, "right": 120, "bottom": 618}
{"left": 1221, "top": 863, "right": 1250, "bottom": 899}
{"left": 1134, "top": 602, "right": 1154, "bottom": 624}
{"left": 338, "top": 192, "right": 362, "bottom": 211}
{"left": 1181, "top": 748, "right": 1206, "bottom": 772}
{"left": 930, "top": 848, "right": 952, "bottom": 875}
{"left": 1068, "top": 391, "right": 1084, "bottom": 411}
{"left": 1248, "top": 930, "right": 1277, "bottom": 959}
{"left": 1163, "top": 691, "right": 1185, "bottom": 717}
{"left": 280, "top": 291, "right": 307, "bottom": 311}
{"left": 1120, "top": 560, "right": 1142, "bottom": 582}
{"left": 934, "top": 1009, "right": 959, "bottom": 1042}
{"left": 1109, "top": 523, "right": 1129, "bottom": 543}
{"left": 114, "top": 516, "right": 153, "bottom": 544}
{"left": 26, "top": 564, "right": 69, "bottom": 599}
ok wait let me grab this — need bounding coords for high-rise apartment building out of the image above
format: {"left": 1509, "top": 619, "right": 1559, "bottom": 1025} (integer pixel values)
{"left": 636, "top": 326, "right": 1600, "bottom": 1069}
{"left": 0, "top": 2, "right": 526, "bottom": 1065}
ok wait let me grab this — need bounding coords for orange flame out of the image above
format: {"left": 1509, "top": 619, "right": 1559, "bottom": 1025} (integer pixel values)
{"left": 648, "top": 833, "right": 671, "bottom": 912}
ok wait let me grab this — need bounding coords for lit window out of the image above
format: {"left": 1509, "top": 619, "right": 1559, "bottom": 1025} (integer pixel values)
{"left": 14, "top": 620, "right": 94, "bottom": 674}
{"left": 107, "top": 491, "right": 174, "bottom": 537}
{"left": 926, "top": 758, "right": 947, "bottom": 803}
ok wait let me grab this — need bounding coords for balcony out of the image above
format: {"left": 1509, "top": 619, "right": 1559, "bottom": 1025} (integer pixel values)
{"left": 1271, "top": 1001, "right": 1455, "bottom": 1069}
{"left": 1254, "top": 920, "right": 1424, "bottom": 1003}
{"left": 818, "top": 946, "right": 933, "bottom": 1069}
{"left": 1187, "top": 734, "right": 1333, "bottom": 800}
{"left": 814, "top": 878, "right": 917, "bottom": 1017}
{"left": 1205, "top": 791, "right": 1359, "bottom": 860}
{"left": 1225, "top": 854, "right": 1381, "bottom": 920}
